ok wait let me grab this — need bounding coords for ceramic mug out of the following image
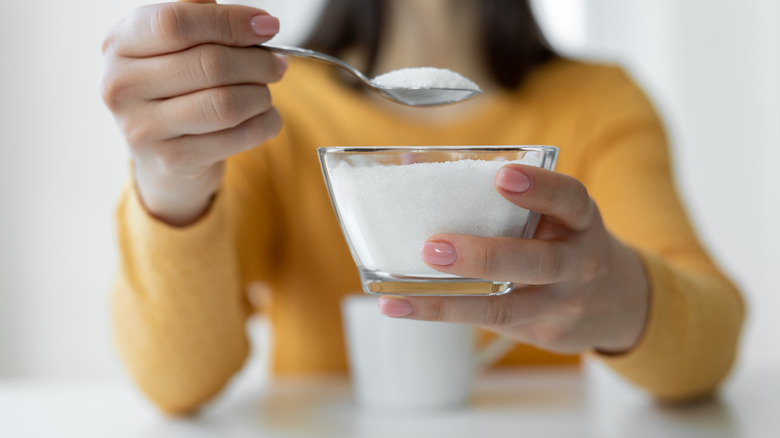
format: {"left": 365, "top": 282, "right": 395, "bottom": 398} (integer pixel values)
{"left": 341, "top": 294, "right": 514, "bottom": 410}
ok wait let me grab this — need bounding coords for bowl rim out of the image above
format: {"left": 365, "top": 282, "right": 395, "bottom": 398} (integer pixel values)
{"left": 317, "top": 145, "right": 559, "bottom": 154}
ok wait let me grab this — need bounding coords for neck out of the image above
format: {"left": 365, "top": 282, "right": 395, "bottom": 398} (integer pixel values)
{"left": 375, "top": 0, "right": 491, "bottom": 89}
{"left": 368, "top": 0, "right": 496, "bottom": 119}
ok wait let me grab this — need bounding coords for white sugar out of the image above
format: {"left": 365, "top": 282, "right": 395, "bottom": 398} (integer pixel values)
{"left": 329, "top": 158, "right": 536, "bottom": 277}
{"left": 372, "top": 67, "right": 481, "bottom": 92}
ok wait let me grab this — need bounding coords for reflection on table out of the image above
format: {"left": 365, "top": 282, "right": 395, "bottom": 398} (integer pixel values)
{"left": 0, "top": 362, "right": 776, "bottom": 438}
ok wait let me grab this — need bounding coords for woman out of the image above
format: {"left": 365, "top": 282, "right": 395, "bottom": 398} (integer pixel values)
{"left": 100, "top": 0, "right": 743, "bottom": 414}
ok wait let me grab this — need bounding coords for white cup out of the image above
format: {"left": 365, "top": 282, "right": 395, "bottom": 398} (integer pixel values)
{"left": 341, "top": 295, "right": 514, "bottom": 410}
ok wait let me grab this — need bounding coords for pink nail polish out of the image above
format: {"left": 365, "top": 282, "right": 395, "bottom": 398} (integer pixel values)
{"left": 378, "top": 297, "right": 413, "bottom": 317}
{"left": 251, "top": 15, "right": 280, "bottom": 37}
{"left": 496, "top": 167, "right": 531, "bottom": 193}
{"left": 421, "top": 241, "right": 458, "bottom": 266}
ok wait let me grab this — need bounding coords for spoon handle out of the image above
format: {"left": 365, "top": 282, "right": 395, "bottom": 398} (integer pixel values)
{"left": 258, "top": 43, "right": 373, "bottom": 86}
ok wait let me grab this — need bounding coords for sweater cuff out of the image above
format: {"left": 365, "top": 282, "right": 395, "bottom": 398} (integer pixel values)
{"left": 117, "top": 180, "right": 233, "bottom": 263}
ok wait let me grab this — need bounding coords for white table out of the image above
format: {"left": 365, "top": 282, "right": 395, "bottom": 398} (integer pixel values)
{"left": 1, "top": 364, "right": 777, "bottom": 438}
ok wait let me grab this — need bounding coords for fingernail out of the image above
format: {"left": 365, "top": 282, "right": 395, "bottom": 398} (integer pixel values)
{"left": 496, "top": 167, "right": 531, "bottom": 193}
{"left": 421, "top": 241, "right": 458, "bottom": 266}
{"left": 378, "top": 297, "right": 413, "bottom": 317}
{"left": 276, "top": 55, "right": 288, "bottom": 77}
{"left": 251, "top": 15, "right": 280, "bottom": 37}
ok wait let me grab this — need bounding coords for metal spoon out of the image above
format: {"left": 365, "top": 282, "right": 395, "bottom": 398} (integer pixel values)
{"left": 259, "top": 43, "right": 482, "bottom": 107}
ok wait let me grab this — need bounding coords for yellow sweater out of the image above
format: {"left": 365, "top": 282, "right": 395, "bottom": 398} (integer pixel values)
{"left": 112, "top": 58, "right": 744, "bottom": 413}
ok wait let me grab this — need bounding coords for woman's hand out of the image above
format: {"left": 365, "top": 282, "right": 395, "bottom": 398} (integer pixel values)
{"left": 378, "top": 164, "right": 651, "bottom": 354}
{"left": 100, "top": 1, "right": 286, "bottom": 226}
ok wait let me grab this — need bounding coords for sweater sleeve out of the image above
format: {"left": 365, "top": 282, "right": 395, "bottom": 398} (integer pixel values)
{"left": 595, "top": 251, "right": 743, "bottom": 402}
{"left": 580, "top": 68, "right": 744, "bottom": 402}
{"left": 111, "top": 178, "right": 252, "bottom": 414}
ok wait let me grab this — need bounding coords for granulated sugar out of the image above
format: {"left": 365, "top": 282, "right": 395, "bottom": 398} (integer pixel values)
{"left": 372, "top": 67, "right": 482, "bottom": 92}
{"left": 328, "top": 158, "right": 537, "bottom": 277}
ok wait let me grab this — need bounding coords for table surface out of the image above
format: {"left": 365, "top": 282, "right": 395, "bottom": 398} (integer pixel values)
{"left": 1, "top": 363, "right": 777, "bottom": 438}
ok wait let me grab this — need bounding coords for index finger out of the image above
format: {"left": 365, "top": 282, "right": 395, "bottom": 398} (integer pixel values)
{"left": 495, "top": 164, "right": 597, "bottom": 232}
{"left": 104, "top": 3, "right": 279, "bottom": 57}
{"left": 377, "top": 287, "right": 555, "bottom": 329}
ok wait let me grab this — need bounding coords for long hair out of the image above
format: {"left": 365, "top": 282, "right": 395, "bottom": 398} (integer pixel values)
{"left": 302, "top": 0, "right": 556, "bottom": 90}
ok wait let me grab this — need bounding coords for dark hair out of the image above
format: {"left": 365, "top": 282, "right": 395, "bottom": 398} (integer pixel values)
{"left": 303, "top": 0, "right": 556, "bottom": 90}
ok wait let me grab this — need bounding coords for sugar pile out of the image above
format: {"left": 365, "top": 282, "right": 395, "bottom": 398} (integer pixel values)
{"left": 372, "top": 67, "right": 482, "bottom": 92}
{"left": 329, "top": 157, "right": 539, "bottom": 277}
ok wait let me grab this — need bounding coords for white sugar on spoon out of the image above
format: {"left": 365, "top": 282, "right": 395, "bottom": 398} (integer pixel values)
{"left": 372, "top": 68, "right": 482, "bottom": 93}
{"left": 260, "top": 43, "right": 482, "bottom": 106}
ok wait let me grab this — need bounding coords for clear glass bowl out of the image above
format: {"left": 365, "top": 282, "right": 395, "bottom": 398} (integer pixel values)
{"left": 319, "top": 146, "right": 559, "bottom": 296}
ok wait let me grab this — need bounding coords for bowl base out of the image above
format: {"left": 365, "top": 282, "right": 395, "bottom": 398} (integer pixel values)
{"left": 360, "top": 270, "right": 512, "bottom": 296}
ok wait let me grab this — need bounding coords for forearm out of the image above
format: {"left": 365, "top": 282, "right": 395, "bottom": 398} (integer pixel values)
{"left": 595, "top": 251, "right": 744, "bottom": 402}
{"left": 112, "top": 183, "right": 251, "bottom": 414}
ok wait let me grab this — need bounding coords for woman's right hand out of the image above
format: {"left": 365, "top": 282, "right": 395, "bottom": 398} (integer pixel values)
{"left": 100, "top": 1, "right": 286, "bottom": 226}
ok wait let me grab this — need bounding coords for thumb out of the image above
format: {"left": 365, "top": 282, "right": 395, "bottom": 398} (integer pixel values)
{"left": 112, "top": 0, "right": 279, "bottom": 57}
{"left": 178, "top": 0, "right": 217, "bottom": 3}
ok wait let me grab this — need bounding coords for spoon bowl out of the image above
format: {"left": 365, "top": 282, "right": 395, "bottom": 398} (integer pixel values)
{"left": 259, "top": 43, "right": 481, "bottom": 107}
{"left": 375, "top": 87, "right": 481, "bottom": 107}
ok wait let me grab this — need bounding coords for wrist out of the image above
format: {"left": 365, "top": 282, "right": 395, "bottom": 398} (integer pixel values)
{"left": 133, "top": 160, "right": 224, "bottom": 227}
{"left": 595, "top": 240, "right": 651, "bottom": 354}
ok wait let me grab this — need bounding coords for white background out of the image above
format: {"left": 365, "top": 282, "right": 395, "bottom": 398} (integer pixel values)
{"left": 0, "top": 0, "right": 777, "bottom": 381}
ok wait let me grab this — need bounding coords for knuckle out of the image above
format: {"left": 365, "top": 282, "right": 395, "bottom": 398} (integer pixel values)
{"left": 541, "top": 181, "right": 566, "bottom": 212}
{"left": 579, "top": 253, "right": 604, "bottom": 283}
{"left": 562, "top": 294, "right": 589, "bottom": 321}
{"left": 101, "top": 29, "right": 116, "bottom": 55}
{"left": 483, "top": 301, "right": 513, "bottom": 327}
{"left": 474, "top": 244, "right": 492, "bottom": 279}
{"left": 429, "top": 299, "right": 448, "bottom": 322}
{"left": 122, "top": 119, "right": 157, "bottom": 151}
{"left": 530, "top": 325, "right": 567, "bottom": 346}
{"left": 202, "top": 88, "right": 242, "bottom": 126}
{"left": 102, "top": 12, "right": 128, "bottom": 54}
{"left": 216, "top": 7, "right": 243, "bottom": 45}
{"left": 568, "top": 184, "right": 593, "bottom": 226}
{"left": 99, "top": 69, "right": 134, "bottom": 111}
{"left": 192, "top": 45, "right": 230, "bottom": 85}
{"left": 148, "top": 3, "right": 185, "bottom": 43}
{"left": 155, "top": 147, "right": 191, "bottom": 174}
{"left": 537, "top": 245, "right": 565, "bottom": 282}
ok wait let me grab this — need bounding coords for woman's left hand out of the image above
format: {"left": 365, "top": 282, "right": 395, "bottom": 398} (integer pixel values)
{"left": 378, "top": 164, "right": 650, "bottom": 354}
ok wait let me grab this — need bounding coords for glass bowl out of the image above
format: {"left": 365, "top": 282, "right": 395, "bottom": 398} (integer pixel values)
{"left": 318, "top": 145, "right": 559, "bottom": 296}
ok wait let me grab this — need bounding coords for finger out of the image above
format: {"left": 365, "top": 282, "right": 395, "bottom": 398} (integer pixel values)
{"left": 145, "top": 108, "right": 282, "bottom": 173}
{"left": 420, "top": 234, "right": 571, "bottom": 284}
{"left": 105, "top": 3, "right": 280, "bottom": 58}
{"left": 494, "top": 164, "right": 597, "bottom": 232}
{"left": 377, "top": 287, "right": 556, "bottom": 328}
{"left": 100, "top": 45, "right": 285, "bottom": 116}
{"left": 129, "top": 45, "right": 286, "bottom": 100}
{"left": 147, "top": 84, "right": 272, "bottom": 139}
{"left": 147, "top": 109, "right": 281, "bottom": 173}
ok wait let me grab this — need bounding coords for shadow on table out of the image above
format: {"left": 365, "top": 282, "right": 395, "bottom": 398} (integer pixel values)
{"left": 619, "top": 398, "right": 740, "bottom": 438}
{"left": 249, "top": 373, "right": 589, "bottom": 438}
{"left": 253, "top": 378, "right": 356, "bottom": 437}
{"left": 139, "top": 377, "right": 354, "bottom": 437}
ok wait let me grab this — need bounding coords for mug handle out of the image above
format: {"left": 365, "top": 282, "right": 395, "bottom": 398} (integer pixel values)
{"left": 474, "top": 335, "right": 515, "bottom": 371}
